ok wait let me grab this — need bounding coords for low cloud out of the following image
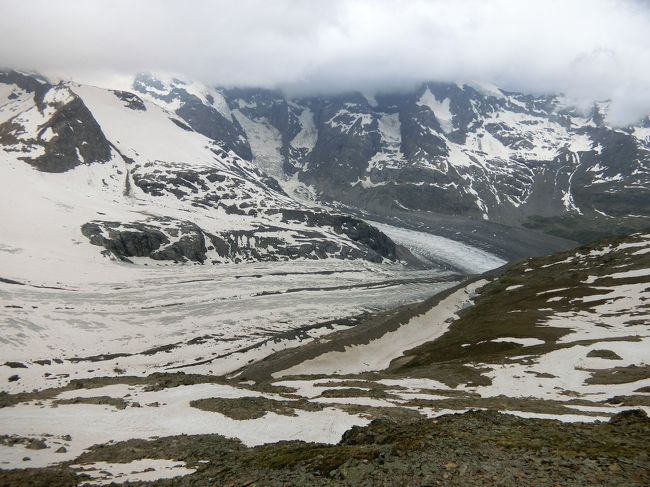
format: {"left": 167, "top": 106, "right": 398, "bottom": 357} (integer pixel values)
{"left": 2, "top": 0, "right": 649, "bottom": 123}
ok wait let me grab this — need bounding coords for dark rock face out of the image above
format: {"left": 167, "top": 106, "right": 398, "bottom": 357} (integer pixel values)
{"left": 80, "top": 207, "right": 400, "bottom": 264}
{"left": 307, "top": 95, "right": 381, "bottom": 186}
{"left": 175, "top": 96, "right": 251, "bottom": 159}
{"left": 0, "top": 71, "right": 51, "bottom": 108}
{"left": 24, "top": 97, "right": 113, "bottom": 173}
{"left": 81, "top": 219, "right": 208, "bottom": 264}
{"left": 82, "top": 221, "right": 170, "bottom": 262}
{"left": 609, "top": 408, "right": 648, "bottom": 426}
{"left": 81, "top": 211, "right": 399, "bottom": 265}
{"left": 112, "top": 90, "right": 146, "bottom": 111}
{"left": 572, "top": 128, "right": 650, "bottom": 217}
{"left": 277, "top": 209, "right": 397, "bottom": 262}
{"left": 128, "top": 162, "right": 284, "bottom": 218}
{"left": 0, "top": 73, "right": 113, "bottom": 173}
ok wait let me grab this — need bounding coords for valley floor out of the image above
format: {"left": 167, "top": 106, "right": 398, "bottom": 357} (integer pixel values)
{"left": 0, "top": 259, "right": 463, "bottom": 394}
{"left": 1, "top": 233, "right": 649, "bottom": 485}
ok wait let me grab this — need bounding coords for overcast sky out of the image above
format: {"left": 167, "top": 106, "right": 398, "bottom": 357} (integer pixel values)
{"left": 2, "top": 0, "right": 649, "bottom": 124}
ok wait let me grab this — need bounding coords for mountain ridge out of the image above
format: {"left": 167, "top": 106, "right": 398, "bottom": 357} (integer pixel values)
{"left": 125, "top": 73, "right": 650, "bottom": 242}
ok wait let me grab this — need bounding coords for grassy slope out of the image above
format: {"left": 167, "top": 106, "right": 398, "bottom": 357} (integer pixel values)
{"left": 393, "top": 233, "right": 650, "bottom": 384}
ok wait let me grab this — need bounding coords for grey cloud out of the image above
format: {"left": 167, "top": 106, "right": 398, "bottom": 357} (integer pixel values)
{"left": 1, "top": 0, "right": 649, "bottom": 124}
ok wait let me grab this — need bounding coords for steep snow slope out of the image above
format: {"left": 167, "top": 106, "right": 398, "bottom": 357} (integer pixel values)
{"left": 130, "top": 73, "right": 251, "bottom": 159}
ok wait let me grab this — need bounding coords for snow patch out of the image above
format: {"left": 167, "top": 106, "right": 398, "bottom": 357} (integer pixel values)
{"left": 417, "top": 89, "right": 454, "bottom": 134}
{"left": 73, "top": 459, "right": 196, "bottom": 485}
{"left": 505, "top": 285, "right": 524, "bottom": 291}
{"left": 274, "top": 280, "right": 487, "bottom": 376}
{"left": 491, "top": 337, "right": 545, "bottom": 347}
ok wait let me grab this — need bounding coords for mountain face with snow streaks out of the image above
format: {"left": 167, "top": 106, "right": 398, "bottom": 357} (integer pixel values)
{"left": 176, "top": 78, "right": 648, "bottom": 241}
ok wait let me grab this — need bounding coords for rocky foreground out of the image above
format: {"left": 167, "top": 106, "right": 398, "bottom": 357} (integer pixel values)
{"left": 1, "top": 409, "right": 648, "bottom": 486}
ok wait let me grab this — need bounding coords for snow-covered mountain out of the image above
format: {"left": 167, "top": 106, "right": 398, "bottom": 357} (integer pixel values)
{"left": 0, "top": 70, "right": 404, "bottom": 281}
{"left": 129, "top": 75, "right": 649, "bottom": 242}
{"left": 3, "top": 68, "right": 647, "bottom": 280}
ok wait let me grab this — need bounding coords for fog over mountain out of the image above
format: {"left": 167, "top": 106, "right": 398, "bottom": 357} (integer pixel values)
{"left": 2, "top": 0, "right": 650, "bottom": 124}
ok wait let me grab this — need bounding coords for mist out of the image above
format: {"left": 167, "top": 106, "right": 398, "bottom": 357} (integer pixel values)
{"left": 2, "top": 0, "right": 649, "bottom": 124}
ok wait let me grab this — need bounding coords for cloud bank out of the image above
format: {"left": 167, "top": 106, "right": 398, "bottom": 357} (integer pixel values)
{"left": 1, "top": 0, "right": 649, "bottom": 123}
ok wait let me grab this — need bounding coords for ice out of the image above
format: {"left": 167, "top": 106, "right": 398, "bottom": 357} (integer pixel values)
{"left": 362, "top": 92, "right": 378, "bottom": 107}
{"left": 377, "top": 112, "right": 401, "bottom": 144}
{"left": 368, "top": 221, "right": 506, "bottom": 274}
{"left": 233, "top": 109, "right": 284, "bottom": 179}
{"left": 0, "top": 255, "right": 457, "bottom": 393}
